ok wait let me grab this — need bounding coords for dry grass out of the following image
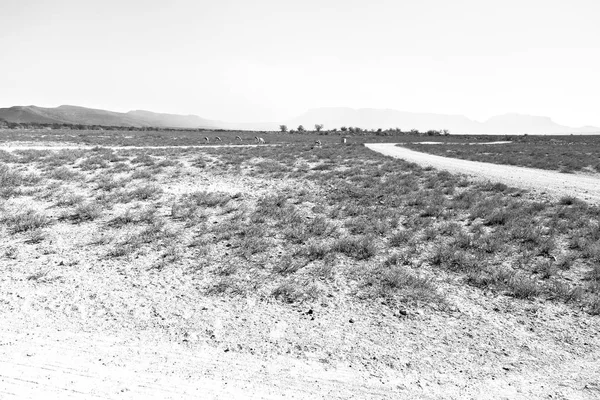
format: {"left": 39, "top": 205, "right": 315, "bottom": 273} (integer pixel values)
{"left": 402, "top": 136, "right": 600, "bottom": 174}
{"left": 1, "top": 137, "right": 600, "bottom": 316}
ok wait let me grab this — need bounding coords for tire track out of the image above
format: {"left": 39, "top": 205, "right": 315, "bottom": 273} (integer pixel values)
{"left": 0, "top": 328, "right": 398, "bottom": 399}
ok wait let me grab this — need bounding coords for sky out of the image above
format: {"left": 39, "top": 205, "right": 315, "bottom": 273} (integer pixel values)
{"left": 1, "top": 0, "right": 599, "bottom": 126}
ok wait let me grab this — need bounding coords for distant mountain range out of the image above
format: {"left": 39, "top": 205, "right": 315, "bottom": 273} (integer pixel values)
{"left": 0, "top": 105, "right": 221, "bottom": 129}
{"left": 1, "top": 105, "right": 598, "bottom": 134}
{"left": 286, "top": 108, "right": 600, "bottom": 134}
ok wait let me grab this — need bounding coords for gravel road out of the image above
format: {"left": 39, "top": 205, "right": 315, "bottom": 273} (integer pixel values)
{"left": 366, "top": 143, "right": 600, "bottom": 204}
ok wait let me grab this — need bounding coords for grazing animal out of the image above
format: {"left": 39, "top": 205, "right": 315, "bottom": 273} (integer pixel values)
{"left": 215, "top": 136, "right": 222, "bottom": 142}
{"left": 314, "top": 140, "right": 322, "bottom": 147}
{"left": 235, "top": 136, "right": 242, "bottom": 141}
{"left": 254, "top": 136, "right": 265, "bottom": 144}
{"left": 204, "top": 137, "right": 210, "bottom": 143}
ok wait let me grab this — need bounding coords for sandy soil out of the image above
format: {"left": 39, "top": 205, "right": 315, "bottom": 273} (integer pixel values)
{"left": 366, "top": 143, "right": 600, "bottom": 204}
{"left": 1, "top": 325, "right": 395, "bottom": 399}
{"left": 3, "top": 282, "right": 600, "bottom": 399}
{"left": 0, "top": 143, "right": 273, "bottom": 152}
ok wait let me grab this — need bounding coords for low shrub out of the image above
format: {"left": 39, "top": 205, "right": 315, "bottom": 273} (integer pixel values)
{"left": 4, "top": 209, "right": 49, "bottom": 233}
{"left": 332, "top": 235, "right": 376, "bottom": 260}
{"left": 271, "top": 280, "right": 321, "bottom": 303}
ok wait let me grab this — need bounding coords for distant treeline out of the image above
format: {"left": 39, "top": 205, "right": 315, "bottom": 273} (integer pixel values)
{"left": 304, "top": 127, "right": 449, "bottom": 136}
{"left": 0, "top": 119, "right": 222, "bottom": 132}
{"left": 0, "top": 119, "right": 449, "bottom": 136}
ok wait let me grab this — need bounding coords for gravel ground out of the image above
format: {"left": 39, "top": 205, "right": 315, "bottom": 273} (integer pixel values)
{"left": 0, "top": 143, "right": 274, "bottom": 151}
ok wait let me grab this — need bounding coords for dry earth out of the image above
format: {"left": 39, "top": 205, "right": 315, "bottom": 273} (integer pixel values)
{"left": 366, "top": 143, "right": 600, "bottom": 204}
{"left": 1, "top": 143, "right": 600, "bottom": 399}
{"left": 0, "top": 143, "right": 273, "bottom": 152}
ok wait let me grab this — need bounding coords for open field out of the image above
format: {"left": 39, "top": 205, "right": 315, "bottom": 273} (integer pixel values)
{"left": 401, "top": 135, "right": 600, "bottom": 174}
{"left": 1, "top": 132, "right": 600, "bottom": 398}
{"left": 0, "top": 128, "right": 515, "bottom": 147}
{"left": 0, "top": 128, "right": 391, "bottom": 147}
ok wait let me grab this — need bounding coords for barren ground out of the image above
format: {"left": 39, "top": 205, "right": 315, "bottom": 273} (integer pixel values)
{"left": 1, "top": 142, "right": 599, "bottom": 399}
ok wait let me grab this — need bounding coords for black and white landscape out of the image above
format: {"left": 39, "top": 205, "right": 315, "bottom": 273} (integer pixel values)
{"left": 2, "top": 104, "right": 599, "bottom": 134}
{"left": 2, "top": 1, "right": 600, "bottom": 399}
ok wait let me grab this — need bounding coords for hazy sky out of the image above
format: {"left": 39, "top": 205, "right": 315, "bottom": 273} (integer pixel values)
{"left": 1, "top": 0, "right": 599, "bottom": 126}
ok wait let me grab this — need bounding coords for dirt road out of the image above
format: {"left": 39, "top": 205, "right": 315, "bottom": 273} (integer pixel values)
{"left": 366, "top": 143, "right": 600, "bottom": 204}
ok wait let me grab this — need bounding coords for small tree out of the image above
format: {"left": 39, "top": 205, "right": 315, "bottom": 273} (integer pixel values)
{"left": 297, "top": 125, "right": 305, "bottom": 132}
{"left": 279, "top": 125, "right": 288, "bottom": 133}
{"left": 442, "top": 129, "right": 450, "bottom": 136}
{"left": 314, "top": 124, "right": 324, "bottom": 132}
{"left": 340, "top": 126, "right": 348, "bottom": 132}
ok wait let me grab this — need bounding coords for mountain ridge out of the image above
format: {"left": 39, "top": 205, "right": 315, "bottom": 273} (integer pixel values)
{"left": 285, "top": 108, "right": 599, "bottom": 134}
{"left": 1, "top": 105, "right": 598, "bottom": 134}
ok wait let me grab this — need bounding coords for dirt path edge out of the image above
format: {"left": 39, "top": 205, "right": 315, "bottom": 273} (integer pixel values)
{"left": 366, "top": 143, "right": 600, "bottom": 204}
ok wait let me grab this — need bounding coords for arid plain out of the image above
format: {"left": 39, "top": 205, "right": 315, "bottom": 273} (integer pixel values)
{"left": 1, "top": 130, "right": 600, "bottom": 399}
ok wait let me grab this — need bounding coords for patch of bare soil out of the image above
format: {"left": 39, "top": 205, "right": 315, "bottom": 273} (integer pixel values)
{"left": 3, "top": 281, "right": 600, "bottom": 399}
{"left": 366, "top": 143, "right": 600, "bottom": 204}
{"left": 0, "top": 143, "right": 274, "bottom": 152}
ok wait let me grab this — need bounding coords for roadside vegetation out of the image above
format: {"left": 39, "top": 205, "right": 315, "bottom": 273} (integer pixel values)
{"left": 402, "top": 135, "right": 600, "bottom": 174}
{"left": 1, "top": 138, "right": 599, "bottom": 317}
